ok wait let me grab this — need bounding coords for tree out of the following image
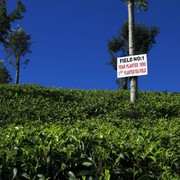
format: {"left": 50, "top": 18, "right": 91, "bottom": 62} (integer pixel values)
{"left": 108, "top": 21, "right": 159, "bottom": 89}
{"left": 123, "top": 0, "right": 148, "bottom": 102}
{"left": 0, "top": 61, "right": 12, "bottom": 84}
{"left": 128, "top": 0, "right": 136, "bottom": 102}
{"left": 0, "top": 0, "right": 26, "bottom": 45}
{"left": 4, "top": 26, "right": 32, "bottom": 84}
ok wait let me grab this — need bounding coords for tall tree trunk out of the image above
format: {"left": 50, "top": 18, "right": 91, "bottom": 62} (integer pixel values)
{"left": 128, "top": 0, "right": 138, "bottom": 103}
{"left": 15, "top": 55, "right": 20, "bottom": 84}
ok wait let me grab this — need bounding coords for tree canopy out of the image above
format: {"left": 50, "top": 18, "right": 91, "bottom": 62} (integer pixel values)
{"left": 4, "top": 26, "right": 32, "bottom": 84}
{"left": 0, "top": 61, "right": 12, "bottom": 84}
{"left": 108, "top": 21, "right": 159, "bottom": 70}
{"left": 108, "top": 21, "right": 159, "bottom": 89}
{"left": 0, "top": 0, "right": 26, "bottom": 45}
{"left": 121, "top": 0, "right": 148, "bottom": 11}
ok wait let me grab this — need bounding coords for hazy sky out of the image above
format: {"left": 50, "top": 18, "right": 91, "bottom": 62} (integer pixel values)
{"left": 2, "top": 0, "right": 180, "bottom": 92}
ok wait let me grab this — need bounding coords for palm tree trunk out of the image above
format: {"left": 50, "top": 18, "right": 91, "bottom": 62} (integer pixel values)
{"left": 15, "top": 55, "right": 20, "bottom": 84}
{"left": 128, "top": 0, "right": 138, "bottom": 103}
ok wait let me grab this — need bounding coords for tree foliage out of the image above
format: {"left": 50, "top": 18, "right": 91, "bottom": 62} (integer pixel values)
{"left": 0, "top": 0, "right": 26, "bottom": 45}
{"left": 4, "top": 26, "right": 32, "bottom": 84}
{"left": 108, "top": 21, "right": 159, "bottom": 89}
{"left": 0, "top": 61, "right": 12, "bottom": 84}
{"left": 121, "top": 0, "right": 148, "bottom": 11}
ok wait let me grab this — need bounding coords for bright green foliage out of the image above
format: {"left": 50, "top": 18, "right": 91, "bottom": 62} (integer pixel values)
{"left": 0, "top": 85, "right": 179, "bottom": 179}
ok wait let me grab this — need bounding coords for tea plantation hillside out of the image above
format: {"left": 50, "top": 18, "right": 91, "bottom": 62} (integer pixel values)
{"left": 0, "top": 84, "right": 179, "bottom": 179}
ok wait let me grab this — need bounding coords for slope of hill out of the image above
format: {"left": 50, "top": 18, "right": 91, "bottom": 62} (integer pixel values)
{"left": 0, "top": 84, "right": 179, "bottom": 179}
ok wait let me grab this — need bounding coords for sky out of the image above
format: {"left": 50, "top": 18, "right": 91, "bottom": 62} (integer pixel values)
{"left": 1, "top": 0, "right": 180, "bottom": 92}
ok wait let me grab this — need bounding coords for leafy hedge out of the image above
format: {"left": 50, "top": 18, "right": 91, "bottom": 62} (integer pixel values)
{"left": 0, "top": 84, "right": 179, "bottom": 125}
{"left": 0, "top": 84, "right": 179, "bottom": 179}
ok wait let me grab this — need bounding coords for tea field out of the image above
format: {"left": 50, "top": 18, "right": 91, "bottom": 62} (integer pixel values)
{"left": 0, "top": 84, "right": 179, "bottom": 179}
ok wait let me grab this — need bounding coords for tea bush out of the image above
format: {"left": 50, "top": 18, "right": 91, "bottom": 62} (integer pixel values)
{"left": 0, "top": 84, "right": 179, "bottom": 179}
